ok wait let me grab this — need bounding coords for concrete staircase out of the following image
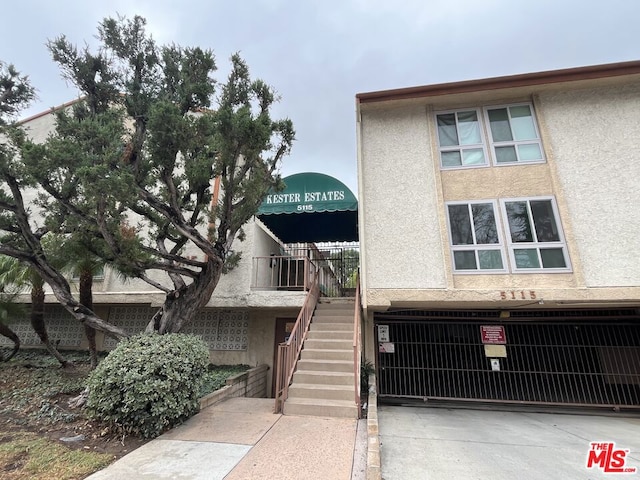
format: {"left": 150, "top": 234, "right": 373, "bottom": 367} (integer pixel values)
{"left": 283, "top": 299, "right": 358, "bottom": 418}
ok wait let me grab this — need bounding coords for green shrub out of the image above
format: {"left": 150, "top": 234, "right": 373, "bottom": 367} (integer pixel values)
{"left": 85, "top": 333, "right": 209, "bottom": 439}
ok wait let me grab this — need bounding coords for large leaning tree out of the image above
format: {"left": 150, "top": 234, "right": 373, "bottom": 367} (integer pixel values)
{"left": 17, "top": 15, "right": 294, "bottom": 334}
{"left": 0, "top": 61, "right": 127, "bottom": 340}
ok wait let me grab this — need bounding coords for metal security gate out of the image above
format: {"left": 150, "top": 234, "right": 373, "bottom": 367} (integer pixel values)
{"left": 375, "top": 309, "right": 640, "bottom": 409}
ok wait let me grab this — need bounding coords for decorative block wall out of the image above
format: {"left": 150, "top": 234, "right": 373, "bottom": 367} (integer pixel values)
{"left": 0, "top": 306, "right": 84, "bottom": 348}
{"left": 104, "top": 306, "right": 249, "bottom": 351}
{"left": 0, "top": 305, "right": 250, "bottom": 353}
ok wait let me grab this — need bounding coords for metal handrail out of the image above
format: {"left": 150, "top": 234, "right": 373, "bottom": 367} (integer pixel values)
{"left": 353, "top": 273, "right": 362, "bottom": 418}
{"left": 274, "top": 271, "right": 320, "bottom": 413}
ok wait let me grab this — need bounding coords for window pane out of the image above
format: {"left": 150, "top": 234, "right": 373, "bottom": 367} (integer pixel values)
{"left": 509, "top": 105, "right": 537, "bottom": 140}
{"left": 448, "top": 205, "right": 473, "bottom": 245}
{"left": 478, "top": 250, "right": 503, "bottom": 270}
{"left": 488, "top": 108, "right": 513, "bottom": 142}
{"left": 540, "top": 248, "right": 567, "bottom": 268}
{"left": 457, "top": 111, "right": 481, "bottom": 145}
{"left": 471, "top": 203, "right": 498, "bottom": 244}
{"left": 530, "top": 200, "right": 560, "bottom": 242}
{"left": 505, "top": 201, "right": 534, "bottom": 242}
{"left": 437, "top": 114, "right": 459, "bottom": 146}
{"left": 518, "top": 143, "right": 542, "bottom": 161}
{"left": 462, "top": 148, "right": 485, "bottom": 165}
{"left": 495, "top": 146, "right": 517, "bottom": 163}
{"left": 514, "top": 249, "right": 540, "bottom": 268}
{"left": 441, "top": 151, "right": 462, "bottom": 167}
{"left": 454, "top": 251, "right": 477, "bottom": 270}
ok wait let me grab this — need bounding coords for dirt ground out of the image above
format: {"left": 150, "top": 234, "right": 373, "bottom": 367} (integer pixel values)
{"left": 0, "top": 396, "right": 148, "bottom": 460}
{"left": 0, "top": 352, "right": 148, "bottom": 467}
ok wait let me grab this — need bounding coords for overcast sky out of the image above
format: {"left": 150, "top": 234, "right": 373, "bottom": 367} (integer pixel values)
{"left": 2, "top": 0, "right": 638, "bottom": 195}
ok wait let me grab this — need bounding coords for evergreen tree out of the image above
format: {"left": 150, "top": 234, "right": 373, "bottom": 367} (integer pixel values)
{"left": 23, "top": 15, "right": 294, "bottom": 333}
{"left": 0, "top": 61, "right": 127, "bottom": 340}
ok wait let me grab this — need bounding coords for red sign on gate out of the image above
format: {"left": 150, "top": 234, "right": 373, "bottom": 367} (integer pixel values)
{"left": 480, "top": 325, "right": 506, "bottom": 344}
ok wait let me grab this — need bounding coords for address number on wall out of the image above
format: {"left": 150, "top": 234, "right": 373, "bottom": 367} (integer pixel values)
{"left": 500, "top": 290, "right": 537, "bottom": 300}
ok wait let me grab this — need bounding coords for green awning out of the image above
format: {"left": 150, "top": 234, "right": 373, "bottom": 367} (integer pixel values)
{"left": 257, "top": 173, "right": 358, "bottom": 243}
{"left": 258, "top": 172, "right": 358, "bottom": 215}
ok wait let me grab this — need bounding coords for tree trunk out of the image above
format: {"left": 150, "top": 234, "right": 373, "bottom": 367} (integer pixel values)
{"left": 79, "top": 269, "right": 98, "bottom": 369}
{"left": 147, "top": 258, "right": 223, "bottom": 334}
{"left": 30, "top": 257, "right": 128, "bottom": 340}
{"left": 0, "top": 175, "right": 128, "bottom": 341}
{"left": 31, "top": 283, "right": 70, "bottom": 368}
{"left": 0, "top": 320, "right": 20, "bottom": 361}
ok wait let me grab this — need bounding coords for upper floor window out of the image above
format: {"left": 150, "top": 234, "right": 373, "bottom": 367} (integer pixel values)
{"left": 446, "top": 201, "right": 506, "bottom": 273}
{"left": 501, "top": 198, "right": 570, "bottom": 272}
{"left": 445, "top": 196, "right": 571, "bottom": 274}
{"left": 436, "top": 110, "right": 488, "bottom": 168}
{"left": 435, "top": 103, "right": 544, "bottom": 169}
{"left": 485, "top": 104, "right": 544, "bottom": 164}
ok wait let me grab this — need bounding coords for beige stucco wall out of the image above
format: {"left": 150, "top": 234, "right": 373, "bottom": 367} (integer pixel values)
{"left": 536, "top": 83, "right": 640, "bottom": 287}
{"left": 357, "top": 78, "right": 640, "bottom": 310}
{"left": 358, "top": 104, "right": 446, "bottom": 291}
{"left": 21, "top": 109, "right": 58, "bottom": 143}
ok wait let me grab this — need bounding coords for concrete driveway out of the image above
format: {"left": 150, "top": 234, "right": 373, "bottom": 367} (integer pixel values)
{"left": 379, "top": 405, "right": 640, "bottom": 479}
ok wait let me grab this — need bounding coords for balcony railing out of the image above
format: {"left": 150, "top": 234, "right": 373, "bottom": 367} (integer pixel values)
{"left": 251, "top": 245, "right": 359, "bottom": 297}
{"left": 251, "top": 255, "right": 315, "bottom": 291}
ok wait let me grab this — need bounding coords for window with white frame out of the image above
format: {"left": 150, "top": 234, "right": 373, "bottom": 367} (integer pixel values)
{"left": 501, "top": 197, "right": 570, "bottom": 271}
{"left": 485, "top": 104, "right": 544, "bottom": 164}
{"left": 446, "top": 201, "right": 506, "bottom": 272}
{"left": 446, "top": 196, "right": 571, "bottom": 273}
{"left": 435, "top": 109, "right": 488, "bottom": 168}
{"left": 435, "top": 103, "right": 544, "bottom": 169}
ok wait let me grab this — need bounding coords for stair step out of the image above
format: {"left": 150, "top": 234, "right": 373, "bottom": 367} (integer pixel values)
{"left": 317, "top": 299, "right": 355, "bottom": 307}
{"left": 297, "top": 359, "right": 354, "bottom": 372}
{"left": 288, "top": 383, "right": 354, "bottom": 401}
{"left": 304, "top": 339, "right": 353, "bottom": 350}
{"left": 307, "top": 330, "right": 353, "bottom": 340}
{"left": 283, "top": 397, "right": 357, "bottom": 418}
{"left": 292, "top": 370, "right": 354, "bottom": 385}
{"left": 301, "top": 348, "right": 353, "bottom": 361}
{"left": 283, "top": 297, "right": 359, "bottom": 419}
{"left": 315, "top": 305, "right": 354, "bottom": 312}
{"left": 312, "top": 322, "right": 353, "bottom": 331}
{"left": 313, "top": 314, "right": 353, "bottom": 323}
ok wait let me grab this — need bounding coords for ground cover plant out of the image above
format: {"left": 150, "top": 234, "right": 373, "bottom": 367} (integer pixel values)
{"left": 0, "top": 347, "right": 249, "bottom": 479}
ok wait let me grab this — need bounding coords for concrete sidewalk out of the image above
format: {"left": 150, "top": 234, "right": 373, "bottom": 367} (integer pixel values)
{"left": 86, "top": 397, "right": 361, "bottom": 480}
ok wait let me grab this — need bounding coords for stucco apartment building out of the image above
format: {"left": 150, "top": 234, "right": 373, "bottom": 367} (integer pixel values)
{"left": 356, "top": 61, "right": 640, "bottom": 409}
{"left": 2, "top": 104, "right": 359, "bottom": 398}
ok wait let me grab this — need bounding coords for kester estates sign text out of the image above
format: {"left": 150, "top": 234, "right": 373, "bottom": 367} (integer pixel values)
{"left": 264, "top": 190, "right": 346, "bottom": 211}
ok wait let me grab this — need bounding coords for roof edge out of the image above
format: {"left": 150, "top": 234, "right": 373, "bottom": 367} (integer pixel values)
{"left": 18, "top": 97, "right": 84, "bottom": 125}
{"left": 356, "top": 60, "right": 640, "bottom": 104}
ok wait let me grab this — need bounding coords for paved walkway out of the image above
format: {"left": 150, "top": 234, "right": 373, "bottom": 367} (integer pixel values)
{"left": 86, "top": 397, "right": 360, "bottom": 480}
{"left": 379, "top": 405, "right": 640, "bottom": 480}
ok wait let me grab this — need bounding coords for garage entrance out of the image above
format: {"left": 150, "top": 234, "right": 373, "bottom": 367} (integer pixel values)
{"left": 375, "top": 308, "right": 640, "bottom": 409}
